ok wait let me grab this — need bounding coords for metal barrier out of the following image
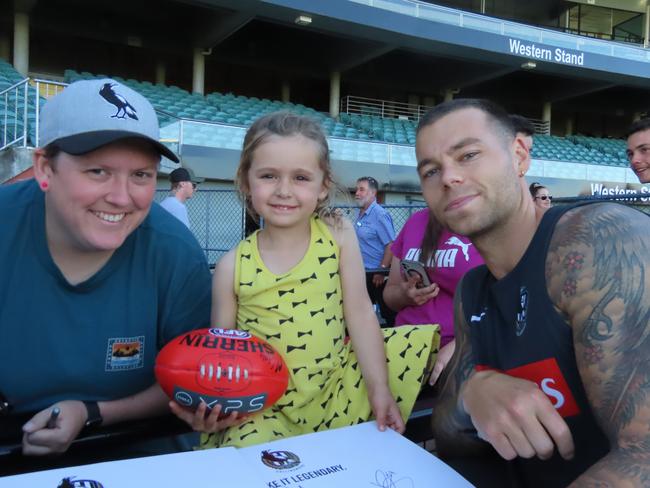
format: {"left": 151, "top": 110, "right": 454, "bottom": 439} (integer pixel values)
{"left": 165, "top": 190, "right": 428, "bottom": 265}
{"left": 340, "top": 95, "right": 432, "bottom": 121}
{"left": 155, "top": 189, "right": 247, "bottom": 265}
{"left": 31, "top": 79, "right": 67, "bottom": 148}
{"left": 0, "top": 79, "right": 29, "bottom": 151}
{"left": 173, "top": 190, "right": 648, "bottom": 266}
{"left": 0, "top": 78, "right": 66, "bottom": 151}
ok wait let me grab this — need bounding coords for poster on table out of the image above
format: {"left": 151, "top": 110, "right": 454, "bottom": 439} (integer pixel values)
{"left": 1, "top": 422, "right": 473, "bottom": 487}
{"left": 239, "top": 421, "right": 474, "bottom": 488}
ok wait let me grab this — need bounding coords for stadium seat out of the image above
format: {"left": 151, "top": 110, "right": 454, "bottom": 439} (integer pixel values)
{"left": 26, "top": 68, "right": 630, "bottom": 171}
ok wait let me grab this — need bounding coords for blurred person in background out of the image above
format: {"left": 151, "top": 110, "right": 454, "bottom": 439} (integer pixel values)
{"left": 529, "top": 182, "right": 552, "bottom": 213}
{"left": 625, "top": 118, "right": 650, "bottom": 183}
{"left": 354, "top": 176, "right": 396, "bottom": 326}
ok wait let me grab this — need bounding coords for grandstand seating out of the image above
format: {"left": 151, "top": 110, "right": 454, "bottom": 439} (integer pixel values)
{"left": 0, "top": 68, "right": 624, "bottom": 170}
{"left": 0, "top": 60, "right": 25, "bottom": 85}
{"left": 341, "top": 113, "right": 417, "bottom": 145}
{"left": 0, "top": 60, "right": 44, "bottom": 148}
{"left": 64, "top": 69, "right": 354, "bottom": 145}
{"left": 532, "top": 134, "right": 628, "bottom": 166}
{"left": 568, "top": 135, "right": 629, "bottom": 165}
{"left": 335, "top": 111, "right": 630, "bottom": 168}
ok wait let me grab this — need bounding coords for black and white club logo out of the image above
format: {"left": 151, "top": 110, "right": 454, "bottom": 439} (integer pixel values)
{"left": 261, "top": 450, "right": 301, "bottom": 470}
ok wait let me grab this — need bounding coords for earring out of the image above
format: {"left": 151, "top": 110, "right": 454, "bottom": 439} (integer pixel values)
{"left": 519, "top": 171, "right": 525, "bottom": 177}
{"left": 40, "top": 181, "right": 49, "bottom": 190}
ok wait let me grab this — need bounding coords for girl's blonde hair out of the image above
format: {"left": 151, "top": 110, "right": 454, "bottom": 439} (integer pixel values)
{"left": 236, "top": 111, "right": 339, "bottom": 222}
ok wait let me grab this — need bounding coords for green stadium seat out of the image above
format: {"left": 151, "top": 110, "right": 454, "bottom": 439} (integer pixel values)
{"left": 36, "top": 68, "right": 631, "bottom": 170}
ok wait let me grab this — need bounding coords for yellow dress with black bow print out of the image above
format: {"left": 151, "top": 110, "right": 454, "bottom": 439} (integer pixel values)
{"left": 200, "top": 215, "right": 440, "bottom": 448}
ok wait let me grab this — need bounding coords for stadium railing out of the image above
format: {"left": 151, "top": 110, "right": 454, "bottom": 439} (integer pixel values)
{"left": 348, "top": 0, "right": 649, "bottom": 58}
{"left": 31, "top": 79, "right": 66, "bottom": 147}
{"left": 0, "top": 79, "right": 30, "bottom": 151}
{"left": 340, "top": 94, "right": 431, "bottom": 121}
{"left": 0, "top": 78, "right": 64, "bottom": 151}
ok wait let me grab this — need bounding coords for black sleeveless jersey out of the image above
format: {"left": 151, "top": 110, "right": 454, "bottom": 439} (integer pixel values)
{"left": 461, "top": 204, "right": 610, "bottom": 487}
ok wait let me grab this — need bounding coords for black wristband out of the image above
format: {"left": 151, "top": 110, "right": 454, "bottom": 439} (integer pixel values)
{"left": 83, "top": 401, "right": 103, "bottom": 429}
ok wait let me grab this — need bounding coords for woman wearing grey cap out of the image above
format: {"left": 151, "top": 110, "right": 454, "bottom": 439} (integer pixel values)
{"left": 0, "top": 79, "right": 227, "bottom": 467}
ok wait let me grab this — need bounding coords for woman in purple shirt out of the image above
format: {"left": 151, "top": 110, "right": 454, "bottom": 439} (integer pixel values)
{"left": 383, "top": 209, "right": 483, "bottom": 384}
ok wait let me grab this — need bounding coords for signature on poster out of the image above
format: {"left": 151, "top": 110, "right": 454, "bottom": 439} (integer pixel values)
{"left": 370, "top": 469, "right": 415, "bottom": 488}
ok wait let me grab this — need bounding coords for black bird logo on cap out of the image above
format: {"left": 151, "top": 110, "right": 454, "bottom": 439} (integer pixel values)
{"left": 99, "top": 83, "right": 138, "bottom": 120}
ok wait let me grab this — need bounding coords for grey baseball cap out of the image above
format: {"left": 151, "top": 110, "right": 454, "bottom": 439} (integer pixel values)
{"left": 39, "top": 78, "right": 179, "bottom": 163}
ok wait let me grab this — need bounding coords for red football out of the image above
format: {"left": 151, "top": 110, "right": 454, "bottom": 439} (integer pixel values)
{"left": 155, "top": 328, "right": 289, "bottom": 415}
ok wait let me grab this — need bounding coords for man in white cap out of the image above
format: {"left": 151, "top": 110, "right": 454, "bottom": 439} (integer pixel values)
{"left": 0, "top": 79, "right": 231, "bottom": 471}
{"left": 160, "top": 167, "right": 198, "bottom": 228}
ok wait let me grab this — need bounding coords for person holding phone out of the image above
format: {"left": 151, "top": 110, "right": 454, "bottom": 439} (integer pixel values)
{"left": 400, "top": 260, "right": 432, "bottom": 288}
{"left": 383, "top": 209, "right": 483, "bottom": 385}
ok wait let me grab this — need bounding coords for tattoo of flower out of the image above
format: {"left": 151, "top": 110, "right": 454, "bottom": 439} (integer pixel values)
{"left": 563, "top": 278, "right": 577, "bottom": 296}
{"left": 584, "top": 344, "right": 605, "bottom": 364}
{"left": 563, "top": 251, "right": 584, "bottom": 271}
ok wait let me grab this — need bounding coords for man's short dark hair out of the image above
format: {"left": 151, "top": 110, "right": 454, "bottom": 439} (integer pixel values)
{"left": 357, "top": 176, "right": 379, "bottom": 191}
{"left": 625, "top": 118, "right": 650, "bottom": 139}
{"left": 509, "top": 114, "right": 535, "bottom": 137}
{"left": 417, "top": 99, "right": 516, "bottom": 143}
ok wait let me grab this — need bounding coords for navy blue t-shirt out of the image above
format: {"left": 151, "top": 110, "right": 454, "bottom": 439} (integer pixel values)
{"left": 0, "top": 180, "right": 212, "bottom": 413}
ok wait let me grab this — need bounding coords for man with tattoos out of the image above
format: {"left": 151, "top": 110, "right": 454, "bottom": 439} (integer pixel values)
{"left": 416, "top": 99, "right": 650, "bottom": 487}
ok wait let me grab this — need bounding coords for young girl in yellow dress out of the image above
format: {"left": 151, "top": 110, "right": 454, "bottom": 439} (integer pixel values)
{"left": 171, "top": 112, "right": 440, "bottom": 448}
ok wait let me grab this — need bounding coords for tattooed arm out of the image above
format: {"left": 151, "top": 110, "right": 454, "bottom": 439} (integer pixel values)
{"left": 547, "top": 203, "right": 650, "bottom": 487}
{"left": 431, "top": 278, "right": 487, "bottom": 456}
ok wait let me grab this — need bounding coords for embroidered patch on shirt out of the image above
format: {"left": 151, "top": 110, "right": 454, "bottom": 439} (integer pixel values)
{"left": 105, "top": 336, "right": 145, "bottom": 371}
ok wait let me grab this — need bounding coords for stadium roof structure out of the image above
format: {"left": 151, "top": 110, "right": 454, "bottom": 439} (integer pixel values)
{"left": 192, "top": 0, "right": 650, "bottom": 120}
{"left": 4, "top": 0, "right": 648, "bottom": 136}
